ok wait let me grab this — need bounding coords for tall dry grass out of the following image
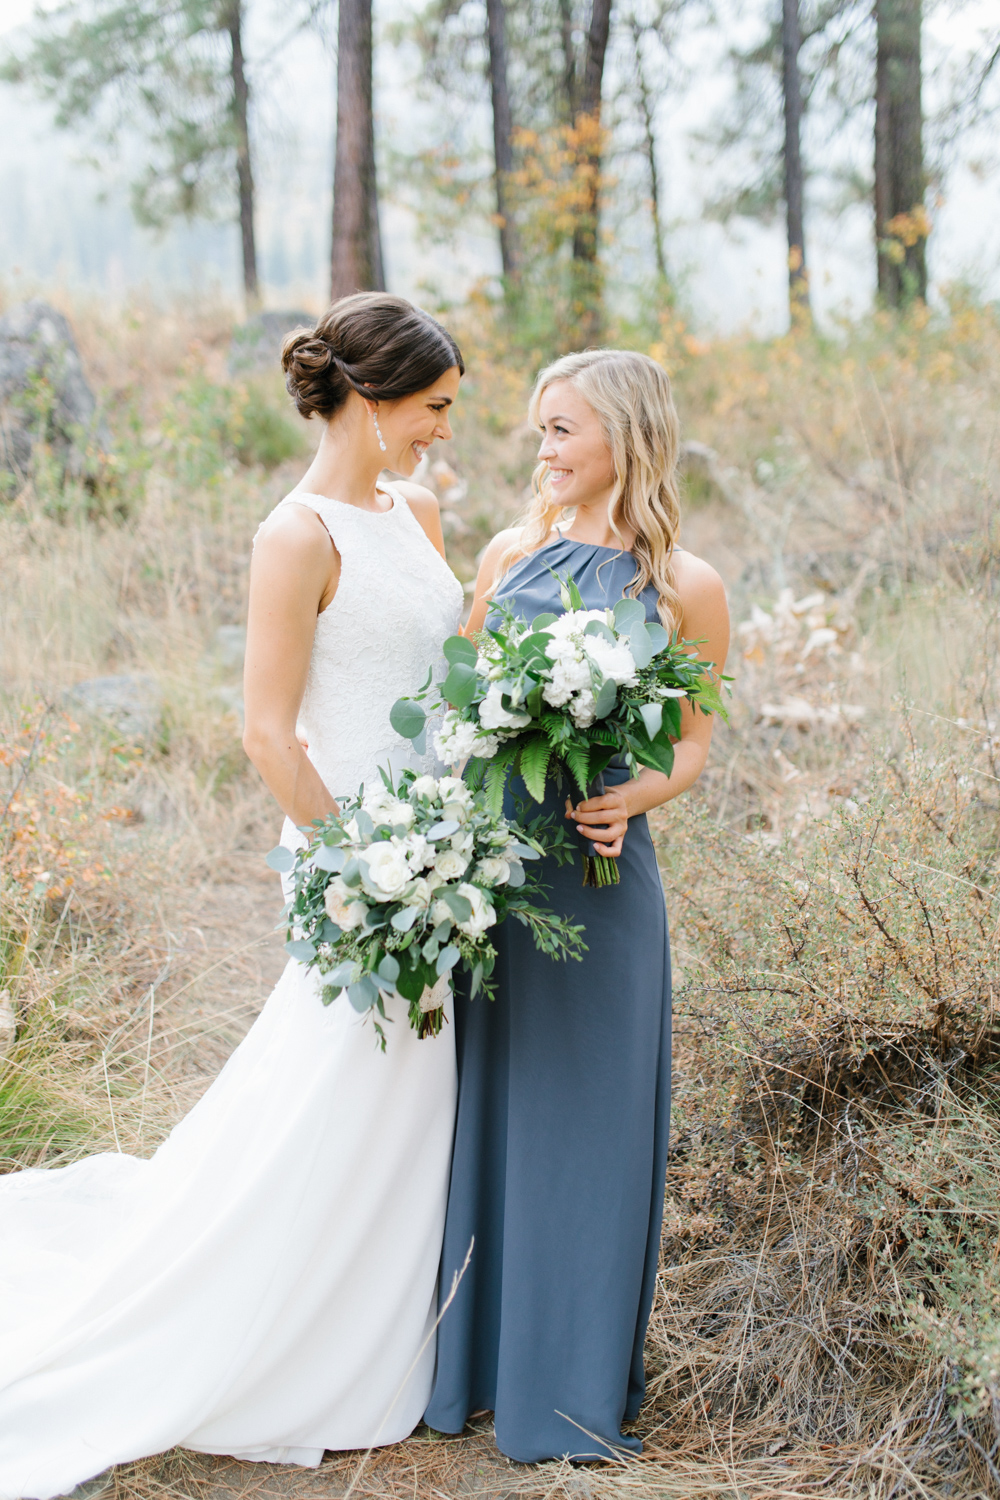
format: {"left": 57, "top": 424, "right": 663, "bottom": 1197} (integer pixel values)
{"left": 0, "top": 287, "right": 998, "bottom": 1497}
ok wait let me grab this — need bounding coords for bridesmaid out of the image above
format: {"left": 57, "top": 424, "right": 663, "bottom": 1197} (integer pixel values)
{"left": 424, "top": 349, "right": 730, "bottom": 1463}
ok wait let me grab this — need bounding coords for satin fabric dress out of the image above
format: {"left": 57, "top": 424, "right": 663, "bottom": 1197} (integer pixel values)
{"left": 424, "top": 537, "right": 673, "bottom": 1463}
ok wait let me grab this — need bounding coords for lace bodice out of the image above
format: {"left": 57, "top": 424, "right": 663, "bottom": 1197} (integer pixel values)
{"left": 259, "top": 484, "right": 463, "bottom": 803}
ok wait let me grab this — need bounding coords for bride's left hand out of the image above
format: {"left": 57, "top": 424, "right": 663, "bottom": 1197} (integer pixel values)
{"left": 566, "top": 789, "right": 629, "bottom": 858}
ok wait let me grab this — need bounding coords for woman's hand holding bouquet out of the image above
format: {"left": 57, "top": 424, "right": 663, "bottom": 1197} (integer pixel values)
{"left": 266, "top": 767, "right": 585, "bottom": 1047}
{"left": 391, "top": 571, "right": 728, "bottom": 886}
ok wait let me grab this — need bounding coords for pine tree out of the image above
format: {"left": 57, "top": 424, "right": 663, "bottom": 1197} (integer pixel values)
{"left": 2, "top": 0, "right": 260, "bottom": 305}
{"left": 330, "top": 0, "right": 385, "bottom": 297}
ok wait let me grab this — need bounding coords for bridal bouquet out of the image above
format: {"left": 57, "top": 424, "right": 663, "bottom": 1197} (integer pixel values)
{"left": 266, "top": 768, "right": 584, "bottom": 1047}
{"left": 390, "top": 572, "right": 728, "bottom": 887}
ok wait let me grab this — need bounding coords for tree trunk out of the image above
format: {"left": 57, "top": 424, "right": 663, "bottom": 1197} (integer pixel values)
{"left": 486, "top": 0, "right": 520, "bottom": 286}
{"left": 225, "top": 0, "right": 258, "bottom": 308}
{"left": 330, "top": 0, "right": 385, "bottom": 299}
{"left": 631, "top": 19, "right": 667, "bottom": 287}
{"left": 874, "top": 0, "right": 926, "bottom": 304}
{"left": 570, "top": 0, "right": 613, "bottom": 344}
{"left": 781, "top": 0, "right": 809, "bottom": 324}
{"left": 557, "top": 0, "right": 578, "bottom": 121}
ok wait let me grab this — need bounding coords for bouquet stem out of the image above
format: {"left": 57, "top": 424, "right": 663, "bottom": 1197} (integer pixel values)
{"left": 582, "top": 853, "right": 620, "bottom": 887}
{"left": 580, "top": 773, "right": 620, "bottom": 888}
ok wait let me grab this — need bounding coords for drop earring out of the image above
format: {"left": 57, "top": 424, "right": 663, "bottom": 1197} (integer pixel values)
{"left": 372, "top": 406, "right": 387, "bottom": 453}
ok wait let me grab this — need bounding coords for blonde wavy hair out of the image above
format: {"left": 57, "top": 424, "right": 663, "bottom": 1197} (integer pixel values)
{"left": 493, "top": 348, "right": 683, "bottom": 626}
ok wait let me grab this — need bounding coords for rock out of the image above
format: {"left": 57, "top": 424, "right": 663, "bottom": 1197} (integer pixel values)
{"left": 65, "top": 674, "right": 162, "bottom": 741}
{"left": 0, "top": 299, "right": 112, "bottom": 492}
{"left": 228, "top": 310, "right": 315, "bottom": 376}
{"left": 0, "top": 993, "right": 15, "bottom": 1057}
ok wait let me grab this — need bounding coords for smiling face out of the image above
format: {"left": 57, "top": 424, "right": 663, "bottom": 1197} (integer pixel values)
{"left": 536, "top": 379, "right": 616, "bottom": 512}
{"left": 375, "top": 366, "right": 461, "bottom": 475}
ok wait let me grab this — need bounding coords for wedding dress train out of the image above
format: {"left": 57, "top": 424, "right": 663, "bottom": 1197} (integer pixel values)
{"left": 0, "top": 486, "right": 463, "bottom": 1498}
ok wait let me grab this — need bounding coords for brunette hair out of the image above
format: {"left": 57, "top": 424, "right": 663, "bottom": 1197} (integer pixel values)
{"left": 492, "top": 349, "right": 683, "bottom": 627}
{"left": 281, "top": 292, "right": 464, "bottom": 420}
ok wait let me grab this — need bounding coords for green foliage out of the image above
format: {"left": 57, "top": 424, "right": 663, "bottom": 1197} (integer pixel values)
{"left": 160, "top": 373, "right": 303, "bottom": 488}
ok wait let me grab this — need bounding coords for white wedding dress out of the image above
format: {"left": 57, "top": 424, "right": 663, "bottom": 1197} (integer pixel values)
{"left": 0, "top": 485, "right": 464, "bottom": 1498}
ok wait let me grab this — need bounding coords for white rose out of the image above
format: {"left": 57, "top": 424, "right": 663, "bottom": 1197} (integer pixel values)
{"left": 439, "top": 776, "right": 472, "bottom": 805}
{"left": 341, "top": 816, "right": 361, "bottom": 843}
{"left": 360, "top": 842, "right": 412, "bottom": 897}
{"left": 455, "top": 882, "right": 496, "bottom": 939}
{"left": 408, "top": 877, "right": 435, "bottom": 908}
{"left": 382, "top": 799, "right": 415, "bottom": 829}
{"left": 410, "top": 775, "right": 439, "bottom": 800}
{"left": 434, "top": 848, "right": 469, "bottom": 880}
{"left": 451, "top": 830, "right": 474, "bottom": 855}
{"left": 325, "top": 880, "right": 368, "bottom": 930}
{"left": 475, "top": 856, "right": 510, "bottom": 886}
{"left": 426, "top": 870, "right": 445, "bottom": 891}
{"left": 478, "top": 683, "right": 532, "bottom": 732}
{"left": 585, "top": 635, "right": 637, "bottom": 686}
{"left": 442, "top": 800, "right": 468, "bottom": 823}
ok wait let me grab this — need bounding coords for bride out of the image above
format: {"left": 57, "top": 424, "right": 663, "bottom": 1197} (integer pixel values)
{"left": 0, "top": 293, "right": 465, "bottom": 1497}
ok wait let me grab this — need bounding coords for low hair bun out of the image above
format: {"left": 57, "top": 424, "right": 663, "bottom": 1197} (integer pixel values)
{"left": 278, "top": 293, "right": 464, "bottom": 423}
{"left": 281, "top": 330, "right": 351, "bottom": 420}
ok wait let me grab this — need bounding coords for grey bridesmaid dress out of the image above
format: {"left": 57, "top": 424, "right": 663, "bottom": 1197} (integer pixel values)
{"left": 424, "top": 537, "right": 673, "bottom": 1463}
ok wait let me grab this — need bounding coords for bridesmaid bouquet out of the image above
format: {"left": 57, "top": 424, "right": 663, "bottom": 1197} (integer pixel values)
{"left": 390, "top": 572, "right": 727, "bottom": 887}
{"left": 266, "top": 768, "right": 584, "bottom": 1048}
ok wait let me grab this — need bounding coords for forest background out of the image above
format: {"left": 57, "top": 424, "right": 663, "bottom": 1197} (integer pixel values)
{"left": 2, "top": 1, "right": 1000, "bottom": 1497}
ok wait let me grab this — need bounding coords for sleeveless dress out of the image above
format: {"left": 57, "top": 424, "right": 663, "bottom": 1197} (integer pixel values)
{"left": 424, "top": 537, "right": 673, "bottom": 1463}
{"left": 0, "top": 485, "right": 464, "bottom": 1499}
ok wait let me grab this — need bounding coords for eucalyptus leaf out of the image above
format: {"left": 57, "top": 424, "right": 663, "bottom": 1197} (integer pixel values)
{"left": 328, "top": 959, "right": 359, "bottom": 987}
{"left": 645, "top": 621, "right": 669, "bottom": 651}
{"left": 443, "top": 635, "right": 479, "bottom": 666}
{"left": 436, "top": 944, "right": 460, "bottom": 976}
{"left": 443, "top": 661, "right": 479, "bottom": 708}
{"left": 347, "top": 976, "right": 377, "bottom": 1012}
{"left": 319, "top": 917, "right": 342, "bottom": 944}
{"left": 390, "top": 905, "right": 419, "bottom": 931}
{"left": 593, "top": 676, "right": 618, "bottom": 719}
{"left": 613, "top": 597, "right": 646, "bottom": 632}
{"left": 422, "top": 936, "right": 440, "bottom": 963}
{"left": 470, "top": 960, "right": 483, "bottom": 997}
{"left": 284, "top": 938, "right": 317, "bottom": 962}
{"left": 389, "top": 697, "right": 427, "bottom": 740}
{"left": 377, "top": 953, "right": 400, "bottom": 984}
{"left": 427, "top": 819, "right": 460, "bottom": 841}
{"left": 507, "top": 841, "right": 541, "bottom": 860}
{"left": 413, "top": 726, "right": 427, "bottom": 757}
{"left": 442, "top": 889, "right": 473, "bottom": 923}
{"left": 583, "top": 619, "right": 616, "bottom": 645}
{"left": 506, "top": 859, "right": 525, "bottom": 888}
{"left": 639, "top": 701, "right": 663, "bottom": 741}
{"left": 627, "top": 622, "right": 655, "bottom": 669}
{"left": 313, "top": 843, "right": 345, "bottom": 873}
{"left": 531, "top": 612, "right": 558, "bottom": 631}
{"left": 340, "top": 856, "right": 361, "bottom": 888}
{"left": 265, "top": 845, "right": 295, "bottom": 873}
{"left": 354, "top": 808, "right": 374, "bottom": 840}
{"left": 432, "top": 920, "right": 452, "bottom": 943}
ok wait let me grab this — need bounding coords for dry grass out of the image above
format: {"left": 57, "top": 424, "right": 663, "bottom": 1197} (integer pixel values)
{"left": 1, "top": 290, "right": 999, "bottom": 1498}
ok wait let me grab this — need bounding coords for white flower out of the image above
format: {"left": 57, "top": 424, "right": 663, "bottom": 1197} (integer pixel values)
{"left": 542, "top": 656, "right": 591, "bottom": 708}
{"left": 382, "top": 799, "right": 415, "bottom": 829}
{"left": 585, "top": 635, "right": 637, "bottom": 686}
{"left": 569, "top": 688, "right": 597, "bottom": 727}
{"left": 341, "top": 816, "right": 361, "bottom": 843}
{"left": 434, "top": 714, "right": 500, "bottom": 763}
{"left": 408, "top": 876, "right": 435, "bottom": 908}
{"left": 434, "top": 848, "right": 469, "bottom": 880}
{"left": 439, "top": 776, "right": 472, "bottom": 805}
{"left": 475, "top": 856, "right": 510, "bottom": 886}
{"left": 360, "top": 842, "right": 412, "bottom": 898}
{"left": 325, "top": 879, "right": 367, "bottom": 929}
{"left": 402, "top": 833, "right": 433, "bottom": 871}
{"left": 455, "top": 882, "right": 496, "bottom": 938}
{"left": 426, "top": 870, "right": 445, "bottom": 891}
{"left": 430, "top": 898, "right": 453, "bottom": 929}
{"left": 410, "top": 775, "right": 440, "bottom": 800}
{"left": 450, "top": 830, "right": 474, "bottom": 855}
{"left": 478, "top": 683, "right": 532, "bottom": 731}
